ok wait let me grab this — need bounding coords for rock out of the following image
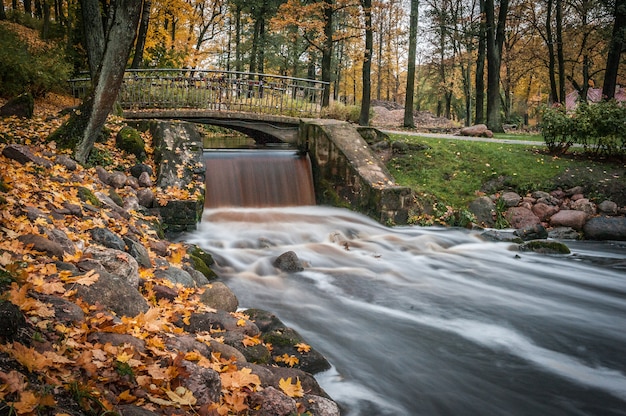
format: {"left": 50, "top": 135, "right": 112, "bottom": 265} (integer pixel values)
{"left": 598, "top": 200, "right": 618, "bottom": 215}
{"left": 550, "top": 210, "right": 588, "bottom": 230}
{"left": 186, "top": 252, "right": 217, "bottom": 280}
{"left": 199, "top": 282, "right": 239, "bottom": 312}
{"left": 0, "top": 93, "right": 34, "bottom": 118}
{"left": 34, "top": 294, "right": 84, "bottom": 324}
{"left": 73, "top": 270, "right": 149, "bottom": 317}
{"left": 565, "top": 186, "right": 584, "bottom": 196}
{"left": 182, "top": 310, "right": 260, "bottom": 337}
{"left": 123, "top": 237, "right": 152, "bottom": 268}
{"left": 154, "top": 266, "right": 196, "bottom": 288}
{"left": 501, "top": 192, "right": 522, "bottom": 207}
{"left": 571, "top": 198, "right": 596, "bottom": 216}
{"left": 531, "top": 191, "right": 551, "bottom": 200}
{"left": 184, "top": 266, "right": 210, "bottom": 286}
{"left": 123, "top": 195, "right": 140, "bottom": 212}
{"left": 532, "top": 202, "right": 559, "bottom": 221}
{"left": 243, "top": 363, "right": 329, "bottom": 398}
{"left": 45, "top": 228, "right": 76, "bottom": 255}
{"left": 273, "top": 251, "right": 304, "bottom": 273}
{"left": 116, "top": 126, "right": 146, "bottom": 161}
{"left": 505, "top": 206, "right": 540, "bottom": 229}
{"left": 519, "top": 240, "right": 571, "bottom": 255}
{"left": 117, "top": 405, "right": 157, "bottom": 416}
{"left": 583, "top": 217, "right": 626, "bottom": 241}
{"left": 2, "top": 144, "right": 52, "bottom": 168}
{"left": 460, "top": 124, "right": 493, "bottom": 138}
{"left": 137, "top": 188, "right": 155, "bottom": 208}
{"left": 0, "top": 301, "right": 26, "bottom": 340}
{"left": 17, "top": 234, "right": 65, "bottom": 258}
{"left": 303, "top": 394, "right": 341, "bottom": 416}
{"left": 177, "top": 360, "right": 221, "bottom": 405}
{"left": 130, "top": 163, "right": 153, "bottom": 178}
{"left": 249, "top": 386, "right": 297, "bottom": 416}
{"left": 108, "top": 171, "right": 128, "bottom": 189}
{"left": 468, "top": 196, "right": 495, "bottom": 227}
{"left": 514, "top": 224, "right": 548, "bottom": 241}
{"left": 95, "top": 166, "right": 111, "bottom": 185}
{"left": 479, "top": 230, "right": 523, "bottom": 243}
{"left": 138, "top": 171, "right": 152, "bottom": 187}
{"left": 55, "top": 155, "right": 77, "bottom": 171}
{"left": 90, "top": 227, "right": 125, "bottom": 251}
{"left": 81, "top": 246, "right": 140, "bottom": 288}
{"left": 24, "top": 206, "right": 50, "bottom": 223}
{"left": 548, "top": 227, "right": 581, "bottom": 240}
{"left": 165, "top": 334, "right": 247, "bottom": 364}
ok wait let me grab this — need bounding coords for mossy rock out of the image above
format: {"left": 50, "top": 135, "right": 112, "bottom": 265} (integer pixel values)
{"left": 108, "top": 188, "right": 124, "bottom": 207}
{"left": 188, "top": 254, "right": 217, "bottom": 280}
{"left": 187, "top": 245, "right": 215, "bottom": 267}
{"left": 116, "top": 126, "right": 146, "bottom": 161}
{"left": 519, "top": 240, "right": 571, "bottom": 255}
{"left": 77, "top": 186, "right": 101, "bottom": 207}
{"left": 240, "top": 344, "right": 272, "bottom": 364}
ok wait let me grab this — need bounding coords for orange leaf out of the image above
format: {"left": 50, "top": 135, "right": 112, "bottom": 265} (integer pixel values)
{"left": 278, "top": 377, "right": 304, "bottom": 398}
{"left": 296, "top": 342, "right": 311, "bottom": 353}
{"left": 2, "top": 342, "right": 53, "bottom": 372}
{"left": 13, "top": 390, "right": 39, "bottom": 414}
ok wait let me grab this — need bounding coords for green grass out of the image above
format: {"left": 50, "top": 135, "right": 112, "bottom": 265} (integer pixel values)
{"left": 386, "top": 133, "right": 625, "bottom": 209}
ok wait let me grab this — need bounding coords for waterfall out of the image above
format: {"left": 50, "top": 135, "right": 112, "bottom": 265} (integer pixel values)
{"left": 204, "top": 149, "right": 315, "bottom": 207}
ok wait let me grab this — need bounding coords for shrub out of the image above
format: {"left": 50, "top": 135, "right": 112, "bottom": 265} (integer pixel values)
{"left": 0, "top": 22, "right": 72, "bottom": 98}
{"left": 540, "top": 100, "right": 626, "bottom": 159}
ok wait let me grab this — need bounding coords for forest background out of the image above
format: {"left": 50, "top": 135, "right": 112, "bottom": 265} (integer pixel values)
{"left": 0, "top": 0, "right": 624, "bottom": 134}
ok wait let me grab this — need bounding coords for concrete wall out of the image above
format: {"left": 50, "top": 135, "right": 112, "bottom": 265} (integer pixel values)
{"left": 298, "top": 119, "right": 414, "bottom": 224}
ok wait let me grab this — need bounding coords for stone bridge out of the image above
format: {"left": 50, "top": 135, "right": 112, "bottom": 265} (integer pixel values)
{"left": 69, "top": 69, "right": 413, "bottom": 223}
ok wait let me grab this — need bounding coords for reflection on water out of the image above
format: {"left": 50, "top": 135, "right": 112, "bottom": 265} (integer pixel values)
{"left": 185, "top": 206, "right": 626, "bottom": 416}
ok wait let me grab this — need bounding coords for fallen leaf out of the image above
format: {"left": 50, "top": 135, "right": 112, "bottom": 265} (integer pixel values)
{"left": 279, "top": 377, "right": 304, "bottom": 398}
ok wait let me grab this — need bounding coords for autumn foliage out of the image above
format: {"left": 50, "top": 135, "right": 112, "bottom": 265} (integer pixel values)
{"left": 0, "top": 99, "right": 315, "bottom": 415}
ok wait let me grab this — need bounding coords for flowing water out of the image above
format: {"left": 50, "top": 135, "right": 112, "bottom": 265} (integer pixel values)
{"left": 192, "top": 149, "right": 626, "bottom": 415}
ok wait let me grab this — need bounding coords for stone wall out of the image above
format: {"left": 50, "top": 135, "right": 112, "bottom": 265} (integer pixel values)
{"left": 299, "top": 119, "right": 413, "bottom": 224}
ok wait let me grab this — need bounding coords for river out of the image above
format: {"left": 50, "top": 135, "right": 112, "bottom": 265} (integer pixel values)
{"left": 185, "top": 205, "right": 626, "bottom": 416}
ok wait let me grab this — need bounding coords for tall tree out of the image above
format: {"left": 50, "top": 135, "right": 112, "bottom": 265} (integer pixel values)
{"left": 475, "top": 0, "right": 486, "bottom": 123}
{"left": 603, "top": 0, "right": 626, "bottom": 99}
{"left": 404, "top": 0, "right": 419, "bottom": 127}
{"left": 485, "top": 0, "right": 508, "bottom": 132}
{"left": 358, "top": 0, "right": 372, "bottom": 125}
{"left": 131, "top": 0, "right": 152, "bottom": 68}
{"left": 49, "top": 0, "right": 143, "bottom": 164}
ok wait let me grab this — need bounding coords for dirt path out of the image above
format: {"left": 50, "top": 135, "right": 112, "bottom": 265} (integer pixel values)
{"left": 379, "top": 129, "right": 546, "bottom": 146}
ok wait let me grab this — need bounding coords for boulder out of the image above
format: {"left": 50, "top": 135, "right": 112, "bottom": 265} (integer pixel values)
{"left": 273, "top": 251, "right": 304, "bottom": 273}
{"left": 583, "top": 217, "right": 626, "bottom": 241}
{"left": 468, "top": 196, "right": 495, "bottom": 227}
{"left": 501, "top": 191, "right": 522, "bottom": 207}
{"left": 17, "top": 234, "right": 65, "bottom": 258}
{"left": 73, "top": 270, "right": 149, "bottom": 317}
{"left": 178, "top": 360, "right": 221, "bottom": 406}
{"left": 505, "top": 206, "right": 540, "bottom": 229}
{"left": 548, "top": 227, "right": 581, "bottom": 240}
{"left": 514, "top": 224, "right": 548, "bottom": 241}
{"left": 597, "top": 200, "right": 618, "bottom": 215}
{"left": 81, "top": 246, "right": 140, "bottom": 288}
{"left": 519, "top": 240, "right": 571, "bottom": 255}
{"left": 199, "top": 282, "right": 239, "bottom": 312}
{"left": 0, "top": 301, "right": 26, "bottom": 341}
{"left": 532, "top": 202, "right": 559, "bottom": 221}
{"left": 249, "top": 386, "right": 297, "bottom": 416}
{"left": 550, "top": 210, "right": 588, "bottom": 230}
{"left": 154, "top": 266, "right": 196, "bottom": 288}
{"left": 459, "top": 124, "right": 493, "bottom": 138}
{"left": 0, "top": 93, "right": 34, "bottom": 118}
{"left": 571, "top": 198, "right": 596, "bottom": 216}
{"left": 90, "top": 227, "right": 125, "bottom": 251}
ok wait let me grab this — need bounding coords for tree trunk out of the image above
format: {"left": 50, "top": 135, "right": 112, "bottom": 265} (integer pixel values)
{"left": 81, "top": 0, "right": 106, "bottom": 80}
{"left": 321, "top": 0, "right": 333, "bottom": 107}
{"left": 50, "top": 0, "right": 142, "bottom": 164}
{"left": 235, "top": 6, "right": 242, "bottom": 72}
{"left": 545, "top": 0, "right": 558, "bottom": 103}
{"left": 485, "top": 0, "right": 508, "bottom": 133}
{"left": 403, "top": 0, "right": 419, "bottom": 127}
{"left": 41, "top": 0, "right": 50, "bottom": 39}
{"left": 475, "top": 0, "right": 486, "bottom": 124}
{"left": 131, "top": 0, "right": 151, "bottom": 69}
{"left": 0, "top": 1, "right": 6, "bottom": 20}
{"left": 359, "top": 0, "right": 373, "bottom": 126}
{"left": 603, "top": 0, "right": 625, "bottom": 99}
{"left": 556, "top": 0, "right": 565, "bottom": 103}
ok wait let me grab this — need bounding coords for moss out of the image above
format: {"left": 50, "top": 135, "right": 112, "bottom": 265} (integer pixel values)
{"left": 262, "top": 330, "right": 299, "bottom": 347}
{"left": 520, "top": 240, "right": 571, "bottom": 255}
{"left": 108, "top": 189, "right": 124, "bottom": 207}
{"left": 188, "top": 254, "right": 217, "bottom": 280}
{"left": 77, "top": 186, "right": 101, "bottom": 207}
{"left": 116, "top": 126, "right": 146, "bottom": 161}
{"left": 188, "top": 245, "right": 215, "bottom": 267}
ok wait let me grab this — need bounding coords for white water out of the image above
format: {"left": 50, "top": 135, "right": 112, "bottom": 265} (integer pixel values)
{"left": 185, "top": 206, "right": 626, "bottom": 416}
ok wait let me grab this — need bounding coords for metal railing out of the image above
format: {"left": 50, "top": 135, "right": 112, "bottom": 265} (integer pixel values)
{"left": 68, "top": 69, "right": 328, "bottom": 118}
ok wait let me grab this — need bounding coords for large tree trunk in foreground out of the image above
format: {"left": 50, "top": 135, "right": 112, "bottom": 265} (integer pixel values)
{"left": 50, "top": 0, "right": 142, "bottom": 164}
{"left": 403, "top": 0, "right": 419, "bottom": 127}
{"left": 485, "top": 0, "right": 508, "bottom": 133}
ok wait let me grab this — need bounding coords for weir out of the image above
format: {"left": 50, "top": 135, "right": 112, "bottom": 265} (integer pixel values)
{"left": 204, "top": 149, "right": 316, "bottom": 207}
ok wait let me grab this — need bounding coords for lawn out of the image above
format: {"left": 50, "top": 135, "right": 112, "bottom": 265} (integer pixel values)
{"left": 385, "top": 133, "right": 625, "bottom": 209}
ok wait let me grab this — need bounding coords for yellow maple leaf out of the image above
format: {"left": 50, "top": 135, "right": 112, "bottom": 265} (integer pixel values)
{"left": 274, "top": 353, "right": 299, "bottom": 367}
{"left": 242, "top": 335, "right": 261, "bottom": 347}
{"left": 236, "top": 318, "right": 246, "bottom": 327}
{"left": 296, "top": 342, "right": 311, "bottom": 353}
{"left": 118, "top": 389, "right": 137, "bottom": 402}
{"left": 279, "top": 377, "right": 304, "bottom": 398}
{"left": 1, "top": 342, "right": 53, "bottom": 372}
{"left": 75, "top": 270, "right": 99, "bottom": 286}
{"left": 220, "top": 367, "right": 261, "bottom": 390}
